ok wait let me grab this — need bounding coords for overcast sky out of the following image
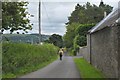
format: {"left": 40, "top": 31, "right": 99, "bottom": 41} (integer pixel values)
{"left": 27, "top": 2, "right": 76, "bottom": 36}
{"left": 4, "top": 0, "right": 120, "bottom": 35}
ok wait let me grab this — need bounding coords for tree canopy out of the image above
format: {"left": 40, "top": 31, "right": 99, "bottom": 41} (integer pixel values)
{"left": 63, "top": 2, "right": 113, "bottom": 55}
{"left": 47, "top": 34, "right": 63, "bottom": 48}
{"left": 66, "top": 2, "right": 113, "bottom": 25}
{"left": 2, "top": 2, "right": 33, "bottom": 34}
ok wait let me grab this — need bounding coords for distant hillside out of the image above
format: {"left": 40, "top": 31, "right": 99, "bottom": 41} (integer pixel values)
{"left": 2, "top": 34, "right": 50, "bottom": 44}
{"left": 30, "top": 34, "right": 50, "bottom": 41}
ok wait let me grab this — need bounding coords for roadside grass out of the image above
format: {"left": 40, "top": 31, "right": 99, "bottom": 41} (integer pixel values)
{"left": 3, "top": 56, "right": 57, "bottom": 78}
{"left": 2, "top": 42, "right": 59, "bottom": 78}
{"left": 74, "top": 58, "right": 105, "bottom": 79}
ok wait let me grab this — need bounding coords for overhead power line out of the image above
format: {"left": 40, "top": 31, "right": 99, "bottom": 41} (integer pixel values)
{"left": 42, "top": 2, "right": 53, "bottom": 28}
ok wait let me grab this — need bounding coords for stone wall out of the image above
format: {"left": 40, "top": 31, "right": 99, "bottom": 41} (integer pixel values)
{"left": 88, "top": 25, "right": 119, "bottom": 78}
{"left": 79, "top": 46, "right": 90, "bottom": 63}
{"left": 118, "top": 25, "right": 120, "bottom": 79}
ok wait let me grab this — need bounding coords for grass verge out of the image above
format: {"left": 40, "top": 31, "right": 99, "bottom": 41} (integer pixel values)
{"left": 74, "top": 58, "right": 105, "bottom": 79}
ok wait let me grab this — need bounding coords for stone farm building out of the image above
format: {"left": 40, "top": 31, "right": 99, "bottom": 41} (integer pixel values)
{"left": 79, "top": 7, "right": 120, "bottom": 78}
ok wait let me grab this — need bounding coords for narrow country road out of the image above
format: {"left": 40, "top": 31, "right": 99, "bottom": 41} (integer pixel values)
{"left": 20, "top": 56, "right": 81, "bottom": 78}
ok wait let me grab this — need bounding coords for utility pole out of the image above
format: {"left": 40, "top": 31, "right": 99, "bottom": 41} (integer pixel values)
{"left": 39, "top": 0, "right": 42, "bottom": 44}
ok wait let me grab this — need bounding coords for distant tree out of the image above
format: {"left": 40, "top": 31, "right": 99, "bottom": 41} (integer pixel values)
{"left": 2, "top": 2, "right": 33, "bottom": 34}
{"left": 66, "top": 2, "right": 113, "bottom": 25}
{"left": 44, "top": 39, "right": 50, "bottom": 43}
{"left": 75, "top": 24, "right": 95, "bottom": 36}
{"left": 99, "top": 0, "right": 104, "bottom": 7}
{"left": 64, "top": 2, "right": 113, "bottom": 50}
{"left": 49, "top": 34, "right": 63, "bottom": 48}
{"left": 63, "top": 23, "right": 79, "bottom": 48}
{"left": 66, "top": 4, "right": 85, "bottom": 24}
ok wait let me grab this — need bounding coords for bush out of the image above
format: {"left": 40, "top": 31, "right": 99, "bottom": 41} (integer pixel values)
{"left": 73, "top": 35, "right": 80, "bottom": 56}
{"left": 78, "top": 36, "right": 87, "bottom": 46}
{"left": 2, "top": 42, "right": 59, "bottom": 78}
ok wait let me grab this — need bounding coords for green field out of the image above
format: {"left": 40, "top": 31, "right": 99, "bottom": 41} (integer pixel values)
{"left": 74, "top": 58, "right": 105, "bottom": 79}
{"left": 2, "top": 42, "right": 59, "bottom": 78}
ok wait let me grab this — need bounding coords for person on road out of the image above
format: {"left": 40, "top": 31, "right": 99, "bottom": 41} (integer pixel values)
{"left": 58, "top": 49, "right": 64, "bottom": 60}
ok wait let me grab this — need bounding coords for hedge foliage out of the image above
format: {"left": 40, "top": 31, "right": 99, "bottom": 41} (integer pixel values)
{"left": 2, "top": 42, "right": 59, "bottom": 78}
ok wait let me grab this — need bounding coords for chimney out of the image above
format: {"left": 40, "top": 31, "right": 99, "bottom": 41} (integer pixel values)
{"left": 104, "top": 11, "right": 107, "bottom": 18}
